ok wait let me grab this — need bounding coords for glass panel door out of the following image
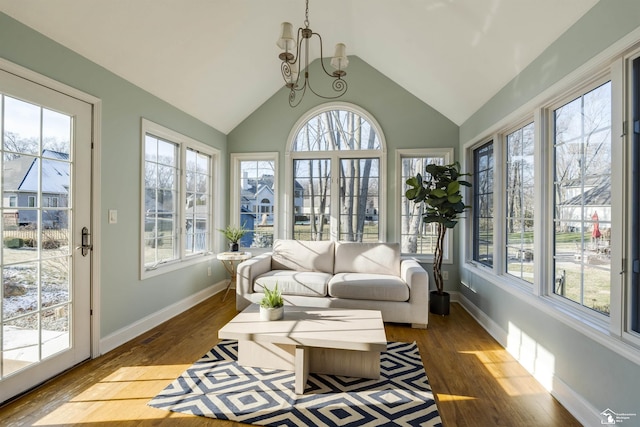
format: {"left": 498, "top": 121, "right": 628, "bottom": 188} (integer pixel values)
{"left": 0, "top": 68, "right": 92, "bottom": 404}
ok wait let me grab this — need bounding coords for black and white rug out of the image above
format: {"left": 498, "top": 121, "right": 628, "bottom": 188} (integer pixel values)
{"left": 148, "top": 340, "right": 442, "bottom": 426}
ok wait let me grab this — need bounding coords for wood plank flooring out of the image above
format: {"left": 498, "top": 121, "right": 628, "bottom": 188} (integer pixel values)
{"left": 0, "top": 294, "right": 581, "bottom": 426}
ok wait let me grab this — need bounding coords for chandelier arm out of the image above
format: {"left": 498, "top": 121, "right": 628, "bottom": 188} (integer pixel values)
{"left": 312, "top": 31, "right": 341, "bottom": 79}
{"left": 306, "top": 76, "right": 348, "bottom": 100}
{"left": 289, "top": 82, "right": 307, "bottom": 107}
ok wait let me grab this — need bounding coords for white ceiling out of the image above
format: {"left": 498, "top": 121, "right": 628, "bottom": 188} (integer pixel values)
{"left": 0, "top": 0, "right": 599, "bottom": 134}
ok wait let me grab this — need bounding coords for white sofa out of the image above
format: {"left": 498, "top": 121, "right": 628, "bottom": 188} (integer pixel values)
{"left": 236, "top": 239, "right": 429, "bottom": 328}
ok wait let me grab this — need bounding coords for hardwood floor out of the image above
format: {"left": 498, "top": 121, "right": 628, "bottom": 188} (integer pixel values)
{"left": 0, "top": 294, "right": 581, "bottom": 426}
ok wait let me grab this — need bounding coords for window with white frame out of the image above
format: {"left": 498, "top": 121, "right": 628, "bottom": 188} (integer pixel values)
{"left": 462, "top": 43, "right": 640, "bottom": 353}
{"left": 398, "top": 148, "right": 452, "bottom": 258}
{"left": 631, "top": 55, "right": 640, "bottom": 335}
{"left": 473, "top": 141, "right": 494, "bottom": 267}
{"left": 230, "top": 153, "right": 278, "bottom": 250}
{"left": 141, "top": 119, "right": 216, "bottom": 277}
{"left": 552, "top": 80, "right": 612, "bottom": 316}
{"left": 505, "top": 122, "right": 535, "bottom": 283}
{"left": 288, "top": 104, "right": 385, "bottom": 242}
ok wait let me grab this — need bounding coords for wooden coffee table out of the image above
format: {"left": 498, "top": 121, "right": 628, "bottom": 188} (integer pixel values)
{"left": 218, "top": 305, "right": 387, "bottom": 394}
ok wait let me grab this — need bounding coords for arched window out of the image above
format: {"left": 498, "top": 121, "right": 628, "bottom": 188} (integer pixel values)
{"left": 287, "top": 103, "right": 386, "bottom": 242}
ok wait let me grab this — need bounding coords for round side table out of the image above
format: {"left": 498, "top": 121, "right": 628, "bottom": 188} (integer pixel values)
{"left": 217, "top": 251, "right": 252, "bottom": 301}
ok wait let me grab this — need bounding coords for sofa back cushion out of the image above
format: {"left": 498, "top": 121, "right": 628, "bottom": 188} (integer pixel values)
{"left": 334, "top": 242, "right": 400, "bottom": 276}
{"left": 271, "top": 239, "right": 335, "bottom": 273}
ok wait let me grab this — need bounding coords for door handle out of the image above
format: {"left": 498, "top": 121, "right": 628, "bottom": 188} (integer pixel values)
{"left": 80, "top": 226, "right": 92, "bottom": 256}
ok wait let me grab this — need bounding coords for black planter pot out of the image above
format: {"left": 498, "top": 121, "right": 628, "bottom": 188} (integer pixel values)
{"left": 430, "top": 290, "right": 450, "bottom": 315}
{"left": 229, "top": 242, "right": 239, "bottom": 252}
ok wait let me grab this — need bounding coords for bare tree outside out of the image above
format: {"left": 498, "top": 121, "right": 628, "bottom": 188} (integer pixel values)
{"left": 292, "top": 108, "right": 381, "bottom": 241}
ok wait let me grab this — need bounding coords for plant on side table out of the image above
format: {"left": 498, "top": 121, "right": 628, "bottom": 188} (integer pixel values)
{"left": 219, "top": 225, "right": 247, "bottom": 252}
{"left": 405, "top": 161, "right": 471, "bottom": 315}
{"left": 259, "top": 284, "right": 284, "bottom": 321}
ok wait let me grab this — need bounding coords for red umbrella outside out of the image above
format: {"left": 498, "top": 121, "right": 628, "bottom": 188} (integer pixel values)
{"left": 592, "top": 211, "right": 601, "bottom": 239}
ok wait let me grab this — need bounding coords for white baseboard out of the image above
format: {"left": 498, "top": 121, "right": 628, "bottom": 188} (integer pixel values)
{"left": 452, "top": 291, "right": 600, "bottom": 427}
{"left": 99, "top": 280, "right": 227, "bottom": 355}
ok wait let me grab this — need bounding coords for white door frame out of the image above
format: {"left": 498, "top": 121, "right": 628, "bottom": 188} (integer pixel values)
{"left": 0, "top": 58, "right": 102, "bottom": 358}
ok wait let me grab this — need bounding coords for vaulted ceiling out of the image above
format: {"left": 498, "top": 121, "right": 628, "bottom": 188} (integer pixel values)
{"left": 0, "top": 0, "right": 599, "bottom": 134}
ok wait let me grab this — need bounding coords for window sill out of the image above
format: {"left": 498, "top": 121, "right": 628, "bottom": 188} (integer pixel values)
{"left": 463, "top": 262, "right": 640, "bottom": 366}
{"left": 141, "top": 252, "right": 215, "bottom": 280}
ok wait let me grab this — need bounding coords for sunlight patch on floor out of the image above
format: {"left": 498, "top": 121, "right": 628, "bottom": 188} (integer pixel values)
{"left": 32, "top": 365, "right": 191, "bottom": 425}
{"left": 436, "top": 393, "right": 476, "bottom": 402}
{"left": 458, "top": 346, "right": 551, "bottom": 397}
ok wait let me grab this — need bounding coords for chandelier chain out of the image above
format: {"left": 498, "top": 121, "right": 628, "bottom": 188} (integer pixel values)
{"left": 304, "top": 0, "right": 310, "bottom": 28}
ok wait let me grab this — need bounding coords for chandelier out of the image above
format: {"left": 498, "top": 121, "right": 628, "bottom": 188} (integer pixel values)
{"left": 276, "top": 0, "right": 349, "bottom": 107}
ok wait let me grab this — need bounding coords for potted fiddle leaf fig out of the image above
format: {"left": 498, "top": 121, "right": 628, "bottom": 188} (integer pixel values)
{"left": 405, "top": 161, "right": 471, "bottom": 315}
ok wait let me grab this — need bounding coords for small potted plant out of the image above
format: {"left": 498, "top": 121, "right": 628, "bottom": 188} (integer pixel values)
{"left": 259, "top": 284, "right": 284, "bottom": 321}
{"left": 405, "top": 161, "right": 471, "bottom": 315}
{"left": 219, "top": 225, "right": 247, "bottom": 252}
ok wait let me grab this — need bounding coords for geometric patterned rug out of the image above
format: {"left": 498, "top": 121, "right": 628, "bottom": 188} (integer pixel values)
{"left": 148, "top": 340, "right": 442, "bottom": 426}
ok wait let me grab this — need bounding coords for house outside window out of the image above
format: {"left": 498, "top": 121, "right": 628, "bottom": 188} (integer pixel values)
{"left": 473, "top": 141, "right": 494, "bottom": 267}
{"left": 230, "top": 153, "right": 278, "bottom": 249}
{"left": 505, "top": 122, "right": 535, "bottom": 283}
{"left": 397, "top": 148, "right": 452, "bottom": 259}
{"left": 140, "top": 119, "right": 217, "bottom": 278}
{"left": 287, "top": 103, "right": 385, "bottom": 242}
{"left": 552, "top": 80, "right": 611, "bottom": 315}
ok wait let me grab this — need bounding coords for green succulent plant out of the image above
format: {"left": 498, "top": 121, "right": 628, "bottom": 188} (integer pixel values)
{"left": 218, "top": 225, "right": 247, "bottom": 243}
{"left": 259, "top": 283, "right": 284, "bottom": 309}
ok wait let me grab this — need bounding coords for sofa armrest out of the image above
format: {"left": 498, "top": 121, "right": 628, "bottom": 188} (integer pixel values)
{"left": 236, "top": 253, "right": 272, "bottom": 311}
{"left": 401, "top": 258, "right": 429, "bottom": 328}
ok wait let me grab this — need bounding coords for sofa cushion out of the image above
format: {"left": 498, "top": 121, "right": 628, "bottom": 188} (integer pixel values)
{"left": 328, "top": 273, "right": 409, "bottom": 302}
{"left": 334, "top": 242, "right": 400, "bottom": 276}
{"left": 254, "top": 270, "right": 331, "bottom": 297}
{"left": 271, "top": 239, "right": 335, "bottom": 273}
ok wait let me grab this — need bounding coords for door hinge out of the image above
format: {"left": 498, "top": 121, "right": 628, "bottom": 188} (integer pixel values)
{"left": 90, "top": 309, "right": 93, "bottom": 316}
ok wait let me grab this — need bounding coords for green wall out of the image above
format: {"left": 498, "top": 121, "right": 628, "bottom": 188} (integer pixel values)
{"left": 0, "top": 12, "right": 228, "bottom": 339}
{"left": 228, "top": 55, "right": 461, "bottom": 288}
{"left": 459, "top": 0, "right": 640, "bottom": 419}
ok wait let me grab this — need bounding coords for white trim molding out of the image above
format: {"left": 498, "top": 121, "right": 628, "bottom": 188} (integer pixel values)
{"left": 99, "top": 280, "right": 226, "bottom": 355}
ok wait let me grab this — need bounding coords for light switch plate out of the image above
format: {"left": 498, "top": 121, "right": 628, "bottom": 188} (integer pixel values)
{"left": 108, "top": 209, "right": 118, "bottom": 224}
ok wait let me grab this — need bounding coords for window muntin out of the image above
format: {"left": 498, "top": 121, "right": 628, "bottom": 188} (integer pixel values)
{"left": 473, "top": 141, "right": 494, "bottom": 267}
{"left": 338, "top": 158, "right": 379, "bottom": 242}
{"left": 141, "top": 119, "right": 216, "bottom": 277}
{"left": 505, "top": 123, "right": 535, "bottom": 283}
{"left": 399, "top": 150, "right": 451, "bottom": 257}
{"left": 289, "top": 105, "right": 384, "bottom": 242}
{"left": 184, "top": 148, "right": 211, "bottom": 256}
{"left": 237, "top": 158, "right": 276, "bottom": 249}
{"left": 144, "top": 135, "right": 179, "bottom": 266}
{"left": 292, "top": 109, "right": 381, "bottom": 152}
{"left": 292, "top": 158, "right": 331, "bottom": 241}
{"left": 553, "top": 81, "right": 612, "bottom": 315}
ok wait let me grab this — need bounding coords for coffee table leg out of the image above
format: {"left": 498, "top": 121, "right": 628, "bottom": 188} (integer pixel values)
{"left": 295, "top": 346, "right": 309, "bottom": 394}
